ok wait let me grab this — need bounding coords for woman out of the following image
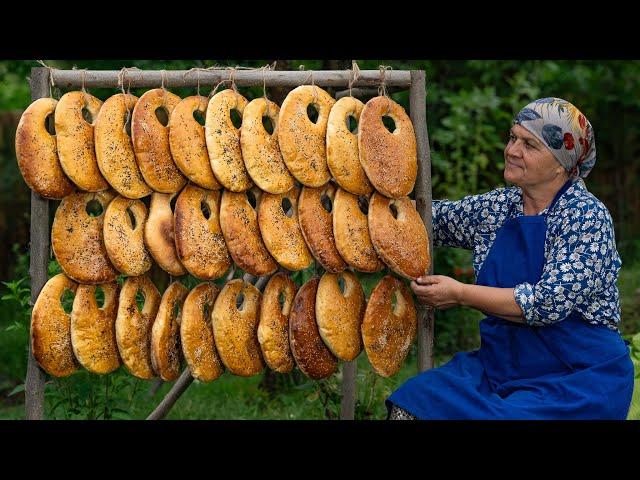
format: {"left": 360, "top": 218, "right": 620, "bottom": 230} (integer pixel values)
{"left": 387, "top": 97, "right": 634, "bottom": 420}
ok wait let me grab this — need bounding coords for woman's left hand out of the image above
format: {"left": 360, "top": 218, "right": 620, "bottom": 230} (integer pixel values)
{"left": 410, "top": 275, "right": 465, "bottom": 309}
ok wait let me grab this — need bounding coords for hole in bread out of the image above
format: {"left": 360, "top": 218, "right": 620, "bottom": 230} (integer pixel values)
{"left": 230, "top": 108, "right": 242, "bottom": 129}
{"left": 172, "top": 301, "right": 181, "bottom": 320}
{"left": 81, "top": 107, "right": 93, "bottom": 124}
{"left": 391, "top": 290, "right": 399, "bottom": 313}
{"left": 135, "top": 290, "right": 145, "bottom": 312}
{"left": 281, "top": 197, "right": 294, "bottom": 218}
{"left": 94, "top": 286, "right": 105, "bottom": 309}
{"left": 382, "top": 115, "right": 396, "bottom": 133}
{"left": 306, "top": 104, "right": 319, "bottom": 124}
{"left": 200, "top": 200, "right": 211, "bottom": 220}
{"left": 86, "top": 199, "right": 104, "bottom": 217}
{"left": 44, "top": 113, "right": 56, "bottom": 135}
{"left": 193, "top": 109, "right": 206, "bottom": 126}
{"left": 392, "top": 290, "right": 405, "bottom": 316}
{"left": 60, "top": 289, "right": 75, "bottom": 314}
{"left": 346, "top": 114, "right": 358, "bottom": 133}
{"left": 203, "top": 302, "right": 211, "bottom": 321}
{"left": 247, "top": 189, "right": 257, "bottom": 210}
{"left": 278, "top": 291, "right": 286, "bottom": 313}
{"left": 338, "top": 276, "right": 346, "bottom": 296}
{"left": 357, "top": 195, "right": 369, "bottom": 215}
{"left": 236, "top": 291, "right": 245, "bottom": 311}
{"left": 155, "top": 106, "right": 169, "bottom": 127}
{"left": 169, "top": 194, "right": 178, "bottom": 213}
{"left": 321, "top": 192, "right": 333, "bottom": 213}
{"left": 123, "top": 113, "right": 132, "bottom": 137}
{"left": 262, "top": 115, "right": 274, "bottom": 135}
{"left": 389, "top": 202, "right": 398, "bottom": 219}
{"left": 126, "top": 207, "right": 137, "bottom": 230}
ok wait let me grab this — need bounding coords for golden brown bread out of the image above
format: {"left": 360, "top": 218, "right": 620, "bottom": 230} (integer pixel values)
{"left": 257, "top": 272, "right": 296, "bottom": 373}
{"left": 55, "top": 91, "right": 108, "bottom": 192}
{"left": 326, "top": 96, "right": 373, "bottom": 195}
{"left": 131, "top": 88, "right": 186, "bottom": 193}
{"left": 51, "top": 190, "right": 119, "bottom": 284}
{"left": 205, "top": 89, "right": 252, "bottom": 192}
{"left": 219, "top": 187, "right": 278, "bottom": 276}
{"left": 289, "top": 276, "right": 338, "bottom": 380}
{"left": 180, "top": 282, "right": 225, "bottom": 382}
{"left": 241, "top": 97, "right": 294, "bottom": 194}
{"left": 151, "top": 281, "right": 189, "bottom": 381}
{"left": 361, "top": 275, "right": 416, "bottom": 377}
{"left": 15, "top": 97, "right": 75, "bottom": 199}
{"left": 278, "top": 85, "right": 335, "bottom": 187}
{"left": 174, "top": 184, "right": 231, "bottom": 280}
{"left": 94, "top": 93, "right": 152, "bottom": 199}
{"left": 115, "top": 275, "right": 161, "bottom": 379}
{"left": 333, "top": 188, "right": 384, "bottom": 273}
{"left": 31, "top": 273, "right": 80, "bottom": 377}
{"left": 169, "top": 95, "right": 221, "bottom": 190}
{"left": 211, "top": 279, "right": 265, "bottom": 377}
{"left": 70, "top": 282, "right": 121, "bottom": 374}
{"left": 315, "top": 271, "right": 365, "bottom": 361}
{"left": 103, "top": 195, "right": 152, "bottom": 276}
{"left": 358, "top": 96, "right": 417, "bottom": 198}
{"left": 144, "top": 191, "right": 186, "bottom": 277}
{"left": 298, "top": 183, "right": 346, "bottom": 273}
{"left": 368, "top": 192, "right": 430, "bottom": 280}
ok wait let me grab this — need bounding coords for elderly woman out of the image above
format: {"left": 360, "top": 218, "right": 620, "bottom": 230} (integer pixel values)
{"left": 386, "top": 97, "right": 634, "bottom": 420}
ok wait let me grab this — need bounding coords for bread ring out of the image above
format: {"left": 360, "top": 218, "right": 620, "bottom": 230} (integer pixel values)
{"left": 70, "top": 282, "right": 121, "bottom": 374}
{"left": 174, "top": 184, "right": 231, "bottom": 280}
{"left": 333, "top": 188, "right": 384, "bottom": 273}
{"left": 298, "top": 183, "right": 346, "bottom": 273}
{"left": 180, "top": 282, "right": 224, "bottom": 382}
{"left": 94, "top": 93, "right": 152, "bottom": 199}
{"left": 15, "top": 98, "right": 75, "bottom": 199}
{"left": 51, "top": 191, "right": 118, "bottom": 284}
{"left": 169, "top": 95, "right": 221, "bottom": 190}
{"left": 241, "top": 97, "right": 294, "bottom": 194}
{"left": 358, "top": 96, "right": 417, "bottom": 198}
{"left": 31, "top": 273, "right": 79, "bottom": 377}
{"left": 361, "top": 275, "right": 416, "bottom": 377}
{"left": 132, "top": 88, "right": 186, "bottom": 193}
{"left": 220, "top": 187, "right": 278, "bottom": 277}
{"left": 144, "top": 192, "right": 186, "bottom": 277}
{"left": 278, "top": 85, "right": 335, "bottom": 187}
{"left": 289, "top": 277, "right": 338, "bottom": 380}
{"left": 326, "top": 96, "right": 373, "bottom": 195}
{"left": 368, "top": 192, "right": 430, "bottom": 280}
{"left": 211, "top": 279, "right": 264, "bottom": 377}
{"left": 151, "top": 281, "right": 189, "bottom": 381}
{"left": 315, "top": 271, "right": 365, "bottom": 361}
{"left": 258, "top": 186, "right": 313, "bottom": 271}
{"left": 257, "top": 272, "right": 296, "bottom": 373}
{"left": 205, "top": 89, "right": 252, "bottom": 192}
{"left": 55, "top": 91, "right": 108, "bottom": 192}
{"left": 103, "top": 195, "right": 152, "bottom": 276}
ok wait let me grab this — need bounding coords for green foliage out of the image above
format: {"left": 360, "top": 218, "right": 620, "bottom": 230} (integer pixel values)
{"left": 625, "top": 332, "right": 640, "bottom": 420}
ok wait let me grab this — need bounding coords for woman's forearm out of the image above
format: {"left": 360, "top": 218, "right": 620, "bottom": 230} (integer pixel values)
{"left": 459, "top": 284, "right": 525, "bottom": 324}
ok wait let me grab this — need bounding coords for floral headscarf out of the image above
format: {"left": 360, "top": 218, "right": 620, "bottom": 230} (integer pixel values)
{"left": 514, "top": 97, "right": 596, "bottom": 178}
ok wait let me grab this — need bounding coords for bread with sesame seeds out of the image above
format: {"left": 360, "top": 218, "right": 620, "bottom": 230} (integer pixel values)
{"left": 144, "top": 191, "right": 186, "bottom": 277}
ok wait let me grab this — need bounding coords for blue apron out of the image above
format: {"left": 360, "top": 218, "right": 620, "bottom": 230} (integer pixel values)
{"left": 387, "top": 180, "right": 634, "bottom": 419}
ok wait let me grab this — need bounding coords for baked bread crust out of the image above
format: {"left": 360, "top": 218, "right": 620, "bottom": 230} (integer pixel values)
{"left": 144, "top": 192, "right": 186, "bottom": 276}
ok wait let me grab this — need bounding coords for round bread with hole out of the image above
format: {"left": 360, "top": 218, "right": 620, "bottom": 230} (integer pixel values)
{"left": 174, "top": 184, "right": 231, "bottom": 280}
{"left": 144, "top": 192, "right": 186, "bottom": 277}
{"left": 326, "top": 96, "right": 373, "bottom": 195}
{"left": 94, "top": 93, "right": 152, "bottom": 199}
{"left": 241, "top": 97, "right": 294, "bottom": 194}
{"left": 52, "top": 191, "right": 118, "bottom": 284}
{"left": 358, "top": 96, "right": 417, "bottom": 198}
{"left": 333, "top": 188, "right": 384, "bottom": 273}
{"left": 257, "top": 272, "right": 296, "bottom": 373}
{"left": 151, "top": 281, "right": 189, "bottom": 381}
{"left": 205, "top": 89, "right": 252, "bottom": 192}
{"left": 55, "top": 91, "right": 108, "bottom": 192}
{"left": 180, "top": 282, "right": 224, "bottom": 382}
{"left": 220, "top": 187, "right": 278, "bottom": 277}
{"left": 289, "top": 276, "right": 338, "bottom": 380}
{"left": 70, "top": 282, "right": 121, "bottom": 375}
{"left": 368, "top": 192, "right": 430, "bottom": 280}
{"left": 315, "top": 271, "right": 365, "bottom": 361}
{"left": 131, "top": 88, "right": 186, "bottom": 193}
{"left": 103, "top": 195, "right": 152, "bottom": 276}
{"left": 169, "top": 95, "right": 221, "bottom": 190}
{"left": 115, "top": 275, "right": 161, "bottom": 379}
{"left": 298, "top": 183, "right": 346, "bottom": 273}
{"left": 278, "top": 85, "right": 335, "bottom": 187}
{"left": 211, "top": 279, "right": 264, "bottom": 377}
{"left": 361, "top": 275, "right": 416, "bottom": 377}
{"left": 258, "top": 186, "right": 313, "bottom": 271}
{"left": 31, "top": 273, "right": 80, "bottom": 377}
{"left": 15, "top": 97, "right": 75, "bottom": 199}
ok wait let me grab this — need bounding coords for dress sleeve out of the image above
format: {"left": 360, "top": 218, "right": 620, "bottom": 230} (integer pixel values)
{"left": 433, "top": 191, "right": 495, "bottom": 250}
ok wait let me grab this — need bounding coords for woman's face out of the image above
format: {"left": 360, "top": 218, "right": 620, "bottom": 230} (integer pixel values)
{"left": 503, "top": 124, "right": 566, "bottom": 188}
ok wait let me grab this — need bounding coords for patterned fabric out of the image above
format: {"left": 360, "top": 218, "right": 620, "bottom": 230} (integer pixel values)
{"left": 433, "top": 178, "right": 621, "bottom": 330}
{"left": 388, "top": 404, "right": 418, "bottom": 420}
{"left": 514, "top": 97, "right": 596, "bottom": 179}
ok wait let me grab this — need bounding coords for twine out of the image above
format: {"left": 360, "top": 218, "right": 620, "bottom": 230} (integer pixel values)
{"left": 36, "top": 60, "right": 56, "bottom": 99}
{"left": 348, "top": 60, "right": 361, "bottom": 98}
{"left": 378, "top": 65, "right": 393, "bottom": 114}
{"left": 117, "top": 67, "right": 141, "bottom": 135}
